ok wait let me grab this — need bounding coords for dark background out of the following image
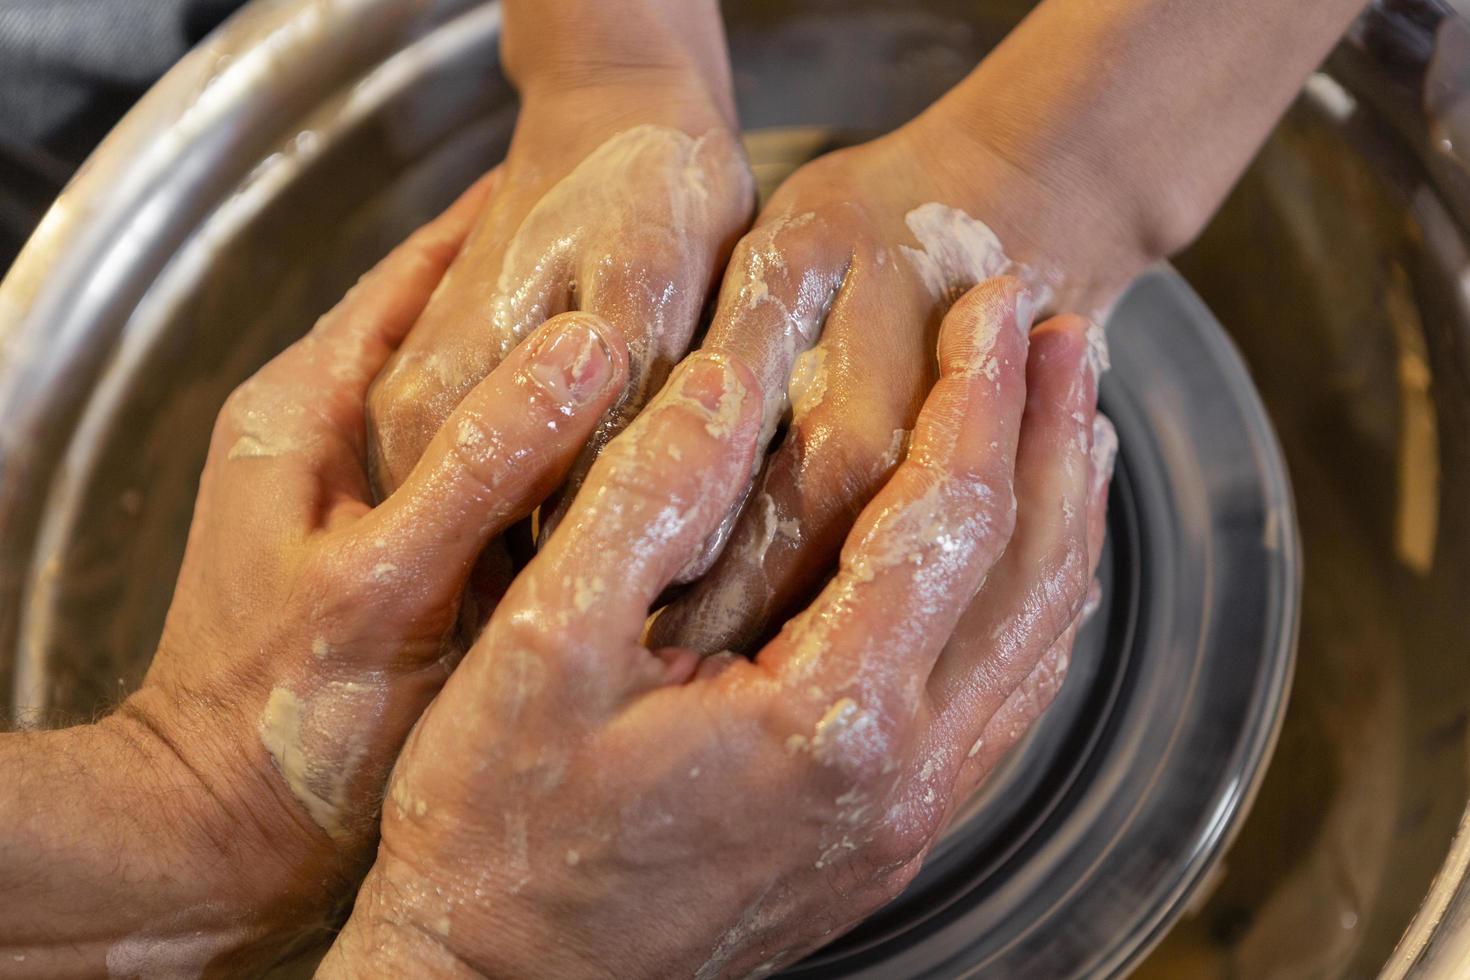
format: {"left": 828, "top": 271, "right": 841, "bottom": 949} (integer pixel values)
{"left": 0, "top": 0, "right": 249, "bottom": 271}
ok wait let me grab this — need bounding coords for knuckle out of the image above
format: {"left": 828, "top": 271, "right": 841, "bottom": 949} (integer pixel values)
{"left": 751, "top": 690, "right": 898, "bottom": 793}
{"left": 219, "top": 376, "right": 261, "bottom": 428}
{"left": 366, "top": 367, "right": 452, "bottom": 472}
{"left": 863, "top": 814, "right": 934, "bottom": 875}
{"left": 1028, "top": 652, "right": 1072, "bottom": 711}
{"left": 1057, "top": 545, "right": 1090, "bottom": 610}
{"left": 405, "top": 227, "right": 462, "bottom": 274}
{"left": 589, "top": 228, "right": 683, "bottom": 280}
{"left": 748, "top": 688, "right": 818, "bottom": 758}
{"left": 1032, "top": 546, "right": 1089, "bottom": 639}
{"left": 916, "top": 460, "right": 1016, "bottom": 553}
{"left": 598, "top": 442, "right": 691, "bottom": 511}
{"left": 441, "top": 413, "right": 506, "bottom": 497}
{"left": 877, "top": 855, "right": 926, "bottom": 900}
{"left": 365, "top": 369, "right": 414, "bottom": 431}
{"left": 298, "top": 546, "right": 370, "bottom": 615}
{"left": 988, "top": 485, "right": 1020, "bottom": 546}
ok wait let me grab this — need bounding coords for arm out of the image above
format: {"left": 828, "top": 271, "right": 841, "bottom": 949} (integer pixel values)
{"left": 500, "top": 0, "right": 736, "bottom": 127}
{"left": 654, "top": 0, "right": 1368, "bottom": 654}
{"left": 0, "top": 720, "right": 276, "bottom": 977}
{"left": 920, "top": 0, "right": 1370, "bottom": 304}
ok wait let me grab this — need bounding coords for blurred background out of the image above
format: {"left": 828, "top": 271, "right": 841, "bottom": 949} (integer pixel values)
{"left": 0, "top": 0, "right": 247, "bottom": 269}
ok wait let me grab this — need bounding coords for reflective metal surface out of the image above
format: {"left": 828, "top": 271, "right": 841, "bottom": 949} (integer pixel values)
{"left": 0, "top": 0, "right": 1466, "bottom": 977}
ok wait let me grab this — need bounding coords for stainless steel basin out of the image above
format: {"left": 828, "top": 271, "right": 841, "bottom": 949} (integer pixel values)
{"left": 0, "top": 0, "right": 1466, "bottom": 976}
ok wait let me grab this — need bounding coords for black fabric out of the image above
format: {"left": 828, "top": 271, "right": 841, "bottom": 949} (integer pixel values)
{"left": 0, "top": 0, "right": 249, "bottom": 270}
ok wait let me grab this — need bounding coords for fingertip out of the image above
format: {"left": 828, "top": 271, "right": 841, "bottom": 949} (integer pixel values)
{"left": 1030, "top": 312, "right": 1091, "bottom": 343}
{"left": 662, "top": 349, "right": 763, "bottom": 447}
{"left": 1025, "top": 314, "right": 1095, "bottom": 413}
{"left": 937, "top": 276, "right": 1032, "bottom": 378}
{"left": 520, "top": 311, "right": 629, "bottom": 413}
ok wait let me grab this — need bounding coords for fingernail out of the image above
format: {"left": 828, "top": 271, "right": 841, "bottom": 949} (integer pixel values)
{"left": 529, "top": 318, "right": 613, "bottom": 405}
{"left": 670, "top": 353, "right": 750, "bottom": 440}
{"left": 675, "top": 354, "right": 736, "bottom": 415}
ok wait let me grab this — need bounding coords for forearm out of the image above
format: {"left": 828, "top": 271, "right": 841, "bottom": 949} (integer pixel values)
{"left": 0, "top": 711, "right": 333, "bottom": 977}
{"left": 501, "top": 0, "right": 736, "bottom": 126}
{"left": 917, "top": 0, "right": 1366, "bottom": 278}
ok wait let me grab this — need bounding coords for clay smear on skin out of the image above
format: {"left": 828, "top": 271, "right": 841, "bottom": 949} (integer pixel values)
{"left": 1084, "top": 318, "right": 1111, "bottom": 382}
{"left": 677, "top": 205, "right": 1026, "bottom": 643}
{"left": 786, "top": 345, "right": 829, "bottom": 422}
{"left": 226, "top": 395, "right": 311, "bottom": 461}
{"left": 571, "top": 357, "right": 749, "bottom": 582}
{"left": 731, "top": 209, "right": 842, "bottom": 447}
{"left": 517, "top": 127, "right": 753, "bottom": 549}
{"left": 783, "top": 298, "right": 1016, "bottom": 708}
{"left": 899, "top": 203, "right": 1013, "bottom": 304}
{"left": 258, "top": 678, "right": 381, "bottom": 841}
{"left": 488, "top": 125, "right": 751, "bottom": 463}
{"left": 672, "top": 210, "right": 843, "bottom": 585}
{"left": 488, "top": 125, "right": 747, "bottom": 358}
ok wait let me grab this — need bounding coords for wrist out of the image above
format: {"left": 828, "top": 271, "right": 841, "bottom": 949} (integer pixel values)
{"left": 0, "top": 716, "right": 324, "bottom": 973}
{"left": 895, "top": 105, "right": 1165, "bottom": 311}
{"left": 502, "top": 0, "right": 736, "bottom": 127}
{"left": 319, "top": 869, "right": 484, "bottom": 980}
{"left": 104, "top": 690, "right": 354, "bottom": 946}
{"left": 324, "top": 841, "right": 599, "bottom": 980}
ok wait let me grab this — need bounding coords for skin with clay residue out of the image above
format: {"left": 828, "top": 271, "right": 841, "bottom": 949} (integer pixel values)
{"left": 258, "top": 681, "right": 380, "bottom": 842}
{"left": 368, "top": 123, "right": 754, "bottom": 506}
{"left": 323, "top": 279, "right": 1114, "bottom": 980}
{"left": 654, "top": 198, "right": 1045, "bottom": 655}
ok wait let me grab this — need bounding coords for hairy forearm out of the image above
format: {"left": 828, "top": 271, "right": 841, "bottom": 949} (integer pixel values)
{"left": 0, "top": 711, "right": 333, "bottom": 977}
{"left": 0, "top": 718, "right": 211, "bottom": 975}
{"left": 921, "top": 0, "right": 1367, "bottom": 270}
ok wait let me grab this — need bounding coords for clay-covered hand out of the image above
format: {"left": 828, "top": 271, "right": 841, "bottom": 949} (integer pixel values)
{"left": 365, "top": 0, "right": 753, "bottom": 528}
{"left": 110, "top": 181, "right": 633, "bottom": 964}
{"left": 320, "top": 279, "right": 1113, "bottom": 978}
{"left": 648, "top": 119, "right": 1120, "bottom": 676}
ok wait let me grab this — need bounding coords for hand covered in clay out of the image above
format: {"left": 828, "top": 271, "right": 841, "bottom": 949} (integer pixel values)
{"left": 320, "top": 279, "right": 1114, "bottom": 978}
{"left": 649, "top": 116, "right": 1120, "bottom": 672}
{"left": 366, "top": 0, "right": 753, "bottom": 527}
{"left": 111, "top": 181, "right": 633, "bottom": 963}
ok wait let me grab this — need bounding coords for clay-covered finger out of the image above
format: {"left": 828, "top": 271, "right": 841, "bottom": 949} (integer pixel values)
{"left": 532, "top": 142, "right": 765, "bottom": 545}
{"left": 950, "top": 622, "right": 1080, "bottom": 805}
{"left": 477, "top": 351, "right": 762, "bottom": 706}
{"left": 927, "top": 320, "right": 1108, "bottom": 744}
{"left": 202, "top": 176, "right": 495, "bottom": 524}
{"left": 653, "top": 206, "right": 851, "bottom": 585}
{"left": 650, "top": 245, "right": 927, "bottom": 653}
{"left": 757, "top": 278, "right": 1032, "bottom": 724}
{"left": 367, "top": 126, "right": 752, "bottom": 498}
{"left": 342, "top": 313, "right": 628, "bottom": 625}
